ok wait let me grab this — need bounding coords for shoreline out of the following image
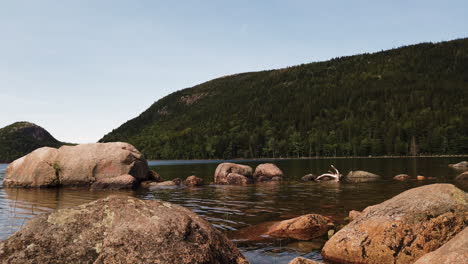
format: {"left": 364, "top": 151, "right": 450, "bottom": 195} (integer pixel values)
{"left": 146, "top": 154, "right": 468, "bottom": 162}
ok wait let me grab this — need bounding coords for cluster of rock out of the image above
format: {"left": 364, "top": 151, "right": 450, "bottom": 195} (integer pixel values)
{"left": 214, "top": 162, "right": 283, "bottom": 185}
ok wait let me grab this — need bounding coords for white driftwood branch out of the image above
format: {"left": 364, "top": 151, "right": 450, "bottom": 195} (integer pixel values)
{"left": 316, "top": 165, "right": 342, "bottom": 181}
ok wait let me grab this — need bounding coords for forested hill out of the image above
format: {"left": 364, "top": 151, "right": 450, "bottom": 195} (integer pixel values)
{"left": 100, "top": 38, "right": 468, "bottom": 159}
{"left": 0, "top": 122, "right": 64, "bottom": 162}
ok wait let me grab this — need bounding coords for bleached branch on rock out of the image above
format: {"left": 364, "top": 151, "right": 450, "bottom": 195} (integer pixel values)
{"left": 316, "top": 165, "right": 342, "bottom": 181}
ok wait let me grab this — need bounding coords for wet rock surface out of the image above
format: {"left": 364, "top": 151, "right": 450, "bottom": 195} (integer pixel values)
{"left": 184, "top": 175, "right": 204, "bottom": 186}
{"left": 393, "top": 174, "right": 411, "bottom": 181}
{"left": 288, "top": 257, "right": 321, "bottom": 264}
{"left": 301, "top": 174, "right": 317, "bottom": 181}
{"left": 321, "top": 184, "right": 467, "bottom": 264}
{"left": 0, "top": 195, "right": 249, "bottom": 264}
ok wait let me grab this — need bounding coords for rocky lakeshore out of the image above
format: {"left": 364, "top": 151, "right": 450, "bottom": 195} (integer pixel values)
{"left": 1, "top": 153, "right": 468, "bottom": 263}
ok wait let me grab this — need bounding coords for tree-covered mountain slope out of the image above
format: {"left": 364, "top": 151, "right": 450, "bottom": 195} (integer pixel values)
{"left": 100, "top": 38, "right": 468, "bottom": 159}
{"left": 0, "top": 122, "right": 64, "bottom": 162}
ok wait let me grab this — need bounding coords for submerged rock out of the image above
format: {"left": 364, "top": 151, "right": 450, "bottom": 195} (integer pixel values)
{"left": 288, "top": 257, "right": 321, "bottom": 264}
{"left": 184, "top": 175, "right": 204, "bottom": 187}
{"left": 3, "top": 142, "right": 149, "bottom": 188}
{"left": 345, "top": 170, "right": 381, "bottom": 183}
{"left": 321, "top": 184, "right": 467, "bottom": 264}
{"left": 414, "top": 227, "right": 468, "bottom": 264}
{"left": 0, "top": 195, "right": 249, "bottom": 264}
{"left": 393, "top": 174, "right": 411, "bottom": 181}
{"left": 214, "top": 163, "right": 253, "bottom": 185}
{"left": 253, "top": 163, "right": 284, "bottom": 182}
{"left": 301, "top": 174, "right": 317, "bottom": 181}
{"left": 266, "top": 214, "right": 333, "bottom": 240}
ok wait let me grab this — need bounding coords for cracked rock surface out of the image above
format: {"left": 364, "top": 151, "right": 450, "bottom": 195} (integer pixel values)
{"left": 321, "top": 184, "right": 467, "bottom": 264}
{"left": 0, "top": 195, "right": 249, "bottom": 264}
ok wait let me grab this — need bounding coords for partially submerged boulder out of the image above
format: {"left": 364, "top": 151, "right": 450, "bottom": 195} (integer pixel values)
{"left": 345, "top": 170, "right": 381, "bottom": 183}
{"left": 214, "top": 163, "right": 253, "bottom": 185}
{"left": 184, "top": 175, "right": 204, "bottom": 187}
{"left": 253, "top": 163, "right": 283, "bottom": 182}
{"left": 266, "top": 214, "right": 332, "bottom": 240}
{"left": 414, "top": 227, "right": 468, "bottom": 264}
{"left": 322, "top": 184, "right": 467, "bottom": 264}
{"left": 0, "top": 195, "right": 249, "bottom": 264}
{"left": 393, "top": 174, "right": 411, "bottom": 181}
{"left": 3, "top": 142, "right": 149, "bottom": 188}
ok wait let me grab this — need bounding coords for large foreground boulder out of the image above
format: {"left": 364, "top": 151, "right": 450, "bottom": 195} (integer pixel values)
{"left": 414, "top": 227, "right": 468, "bottom": 264}
{"left": 0, "top": 195, "right": 249, "bottom": 264}
{"left": 214, "top": 163, "right": 253, "bottom": 185}
{"left": 3, "top": 142, "right": 149, "bottom": 188}
{"left": 345, "top": 170, "right": 381, "bottom": 183}
{"left": 322, "top": 184, "right": 467, "bottom": 264}
{"left": 253, "top": 163, "right": 283, "bottom": 182}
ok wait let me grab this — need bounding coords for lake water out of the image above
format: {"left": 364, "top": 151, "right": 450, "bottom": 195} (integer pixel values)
{"left": 0, "top": 157, "right": 467, "bottom": 263}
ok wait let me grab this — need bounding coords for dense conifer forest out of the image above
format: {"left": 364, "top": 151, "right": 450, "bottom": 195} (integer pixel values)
{"left": 100, "top": 38, "right": 468, "bottom": 159}
{"left": 0, "top": 122, "right": 64, "bottom": 162}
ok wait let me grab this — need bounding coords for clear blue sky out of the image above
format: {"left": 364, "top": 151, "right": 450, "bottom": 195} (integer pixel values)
{"left": 1, "top": 0, "right": 467, "bottom": 143}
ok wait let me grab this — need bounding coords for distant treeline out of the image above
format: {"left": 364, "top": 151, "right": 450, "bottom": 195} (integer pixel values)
{"left": 100, "top": 38, "right": 468, "bottom": 159}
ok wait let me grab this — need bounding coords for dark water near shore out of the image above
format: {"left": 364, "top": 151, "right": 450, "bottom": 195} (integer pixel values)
{"left": 0, "top": 157, "right": 467, "bottom": 263}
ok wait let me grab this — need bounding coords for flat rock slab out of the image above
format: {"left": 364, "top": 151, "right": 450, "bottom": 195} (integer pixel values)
{"left": 322, "top": 184, "right": 467, "bottom": 264}
{"left": 0, "top": 195, "right": 249, "bottom": 264}
{"left": 414, "top": 227, "right": 468, "bottom": 264}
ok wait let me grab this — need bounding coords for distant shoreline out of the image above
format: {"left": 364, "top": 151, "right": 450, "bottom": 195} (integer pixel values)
{"left": 146, "top": 154, "right": 468, "bottom": 162}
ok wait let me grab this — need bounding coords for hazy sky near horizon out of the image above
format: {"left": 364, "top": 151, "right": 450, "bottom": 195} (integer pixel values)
{"left": 1, "top": 1, "right": 467, "bottom": 143}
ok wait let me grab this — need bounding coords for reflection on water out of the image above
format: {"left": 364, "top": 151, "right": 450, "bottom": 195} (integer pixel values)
{"left": 0, "top": 157, "right": 466, "bottom": 263}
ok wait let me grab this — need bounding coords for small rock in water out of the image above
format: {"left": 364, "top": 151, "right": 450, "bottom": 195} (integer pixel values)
{"left": 253, "top": 163, "right": 284, "bottom": 182}
{"left": 301, "top": 174, "right": 317, "bottom": 181}
{"left": 393, "top": 174, "right": 411, "bottom": 181}
{"left": 184, "top": 175, "right": 204, "bottom": 187}
{"left": 417, "top": 175, "right": 426, "bottom": 180}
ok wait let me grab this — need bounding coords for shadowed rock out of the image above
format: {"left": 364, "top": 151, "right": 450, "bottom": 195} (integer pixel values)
{"left": 301, "top": 174, "right": 317, "bottom": 181}
{"left": 147, "top": 170, "right": 163, "bottom": 182}
{"left": 90, "top": 174, "right": 137, "bottom": 190}
{"left": 253, "top": 163, "right": 284, "bottom": 182}
{"left": 3, "top": 142, "right": 149, "bottom": 188}
{"left": 214, "top": 163, "right": 253, "bottom": 185}
{"left": 322, "top": 184, "right": 467, "bottom": 264}
{"left": 414, "top": 227, "right": 468, "bottom": 264}
{"left": 0, "top": 195, "right": 249, "bottom": 264}
{"left": 345, "top": 170, "right": 381, "bottom": 183}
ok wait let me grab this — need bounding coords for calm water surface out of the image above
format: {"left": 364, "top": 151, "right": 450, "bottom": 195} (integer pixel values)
{"left": 0, "top": 157, "right": 466, "bottom": 263}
